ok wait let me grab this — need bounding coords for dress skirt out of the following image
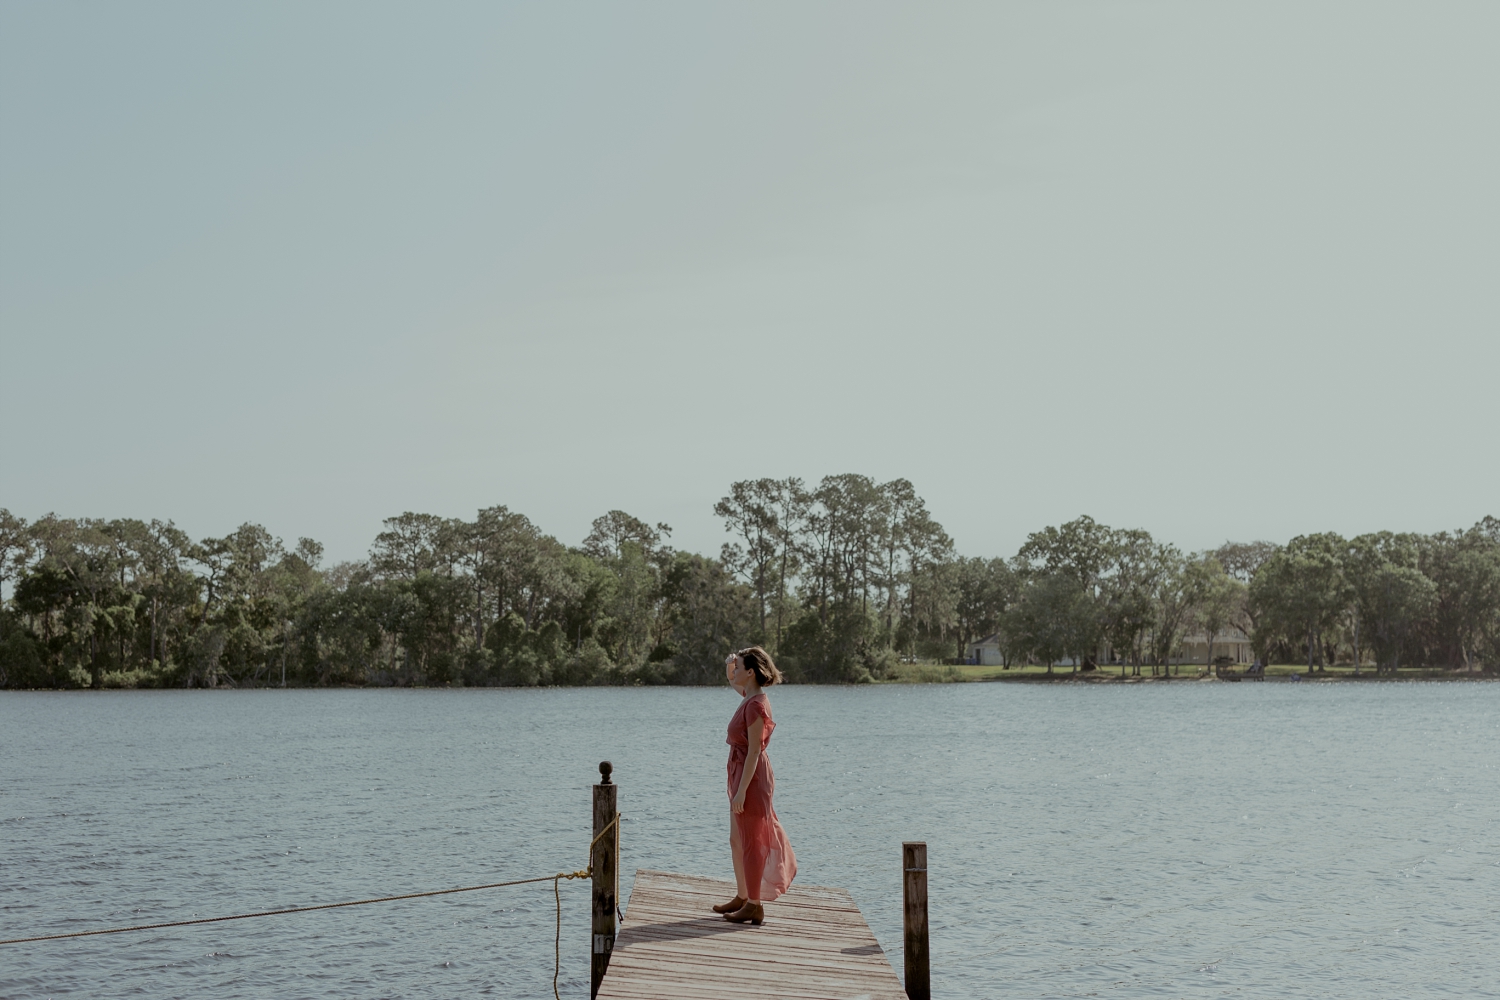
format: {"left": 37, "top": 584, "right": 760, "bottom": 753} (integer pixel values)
{"left": 727, "top": 746, "right": 796, "bottom": 901}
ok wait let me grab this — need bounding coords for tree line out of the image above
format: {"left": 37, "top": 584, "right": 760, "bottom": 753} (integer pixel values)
{"left": 950, "top": 517, "right": 1500, "bottom": 676}
{"left": 1, "top": 485, "right": 1496, "bottom": 689}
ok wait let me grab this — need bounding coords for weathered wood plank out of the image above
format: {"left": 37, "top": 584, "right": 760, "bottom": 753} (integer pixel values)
{"left": 596, "top": 870, "right": 907, "bottom": 1000}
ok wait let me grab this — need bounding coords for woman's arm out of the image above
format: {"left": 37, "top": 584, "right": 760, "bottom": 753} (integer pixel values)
{"left": 732, "top": 717, "right": 764, "bottom": 814}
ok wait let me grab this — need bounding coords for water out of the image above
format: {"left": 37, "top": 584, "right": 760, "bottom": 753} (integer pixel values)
{"left": 2, "top": 683, "right": 1497, "bottom": 999}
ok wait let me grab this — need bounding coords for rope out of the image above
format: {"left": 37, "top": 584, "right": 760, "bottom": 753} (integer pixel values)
{"left": 1, "top": 817, "right": 624, "bottom": 949}
{"left": 0, "top": 872, "right": 584, "bottom": 946}
{"left": 589, "top": 812, "right": 621, "bottom": 857}
{"left": 2, "top": 813, "right": 625, "bottom": 999}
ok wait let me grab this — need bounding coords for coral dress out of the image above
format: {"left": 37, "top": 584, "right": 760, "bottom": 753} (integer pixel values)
{"left": 726, "top": 692, "right": 797, "bottom": 901}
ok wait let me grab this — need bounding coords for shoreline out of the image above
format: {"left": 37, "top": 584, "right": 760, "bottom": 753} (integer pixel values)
{"left": 962, "top": 671, "right": 1499, "bottom": 684}
{"left": 889, "top": 661, "right": 1499, "bottom": 684}
{"left": 3, "top": 667, "right": 1497, "bottom": 692}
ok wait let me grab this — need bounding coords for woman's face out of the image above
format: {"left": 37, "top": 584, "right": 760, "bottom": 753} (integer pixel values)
{"left": 727, "top": 654, "right": 750, "bottom": 693}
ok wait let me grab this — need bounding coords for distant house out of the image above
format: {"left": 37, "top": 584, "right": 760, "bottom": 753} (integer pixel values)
{"left": 1173, "top": 624, "right": 1253, "bottom": 665}
{"left": 1103, "top": 625, "right": 1254, "bottom": 666}
{"left": 964, "top": 632, "right": 1006, "bottom": 666}
{"left": 966, "top": 625, "right": 1254, "bottom": 668}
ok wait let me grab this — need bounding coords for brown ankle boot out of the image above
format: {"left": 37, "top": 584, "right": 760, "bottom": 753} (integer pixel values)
{"left": 723, "top": 901, "right": 764, "bottom": 925}
{"left": 711, "top": 896, "right": 746, "bottom": 914}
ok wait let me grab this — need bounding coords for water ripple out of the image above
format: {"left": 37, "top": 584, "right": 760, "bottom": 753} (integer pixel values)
{"left": 2, "top": 684, "right": 1497, "bottom": 998}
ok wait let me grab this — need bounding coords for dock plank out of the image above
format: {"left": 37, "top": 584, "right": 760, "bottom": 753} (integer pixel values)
{"left": 597, "top": 870, "right": 907, "bottom": 1000}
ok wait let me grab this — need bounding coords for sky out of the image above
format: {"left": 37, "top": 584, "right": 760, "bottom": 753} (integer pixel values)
{"left": 3, "top": 2, "right": 1497, "bottom": 566}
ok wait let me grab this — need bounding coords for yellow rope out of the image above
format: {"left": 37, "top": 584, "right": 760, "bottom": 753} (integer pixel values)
{"left": 589, "top": 812, "right": 621, "bottom": 857}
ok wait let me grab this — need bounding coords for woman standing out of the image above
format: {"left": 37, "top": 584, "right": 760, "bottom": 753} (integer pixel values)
{"left": 714, "top": 646, "right": 797, "bottom": 924}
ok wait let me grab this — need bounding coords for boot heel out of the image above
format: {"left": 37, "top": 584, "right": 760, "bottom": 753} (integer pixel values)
{"left": 724, "top": 901, "right": 765, "bottom": 925}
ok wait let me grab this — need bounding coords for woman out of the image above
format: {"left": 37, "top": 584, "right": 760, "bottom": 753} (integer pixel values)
{"left": 714, "top": 646, "right": 797, "bottom": 924}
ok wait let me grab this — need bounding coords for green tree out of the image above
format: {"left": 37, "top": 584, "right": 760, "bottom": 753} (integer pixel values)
{"left": 1250, "top": 533, "right": 1348, "bottom": 671}
{"left": 1003, "top": 572, "right": 1093, "bottom": 674}
{"left": 1017, "top": 516, "right": 1139, "bottom": 671}
{"left": 1215, "top": 540, "right": 1279, "bottom": 584}
{"left": 453, "top": 505, "right": 541, "bottom": 646}
{"left": 0, "top": 508, "right": 32, "bottom": 607}
{"left": 889, "top": 482, "right": 956, "bottom": 658}
{"left": 371, "top": 512, "right": 447, "bottom": 581}
{"left": 19, "top": 516, "right": 129, "bottom": 687}
{"left": 298, "top": 573, "right": 388, "bottom": 685}
{"left": 767, "top": 478, "right": 810, "bottom": 654}
{"left": 1192, "top": 556, "right": 1245, "bottom": 670}
{"left": 715, "top": 479, "right": 782, "bottom": 643}
{"left": 1419, "top": 524, "right": 1500, "bottom": 671}
{"left": 1017, "top": 516, "right": 1116, "bottom": 592}
{"left": 1099, "top": 529, "right": 1159, "bottom": 675}
{"left": 582, "top": 510, "right": 671, "bottom": 563}
{"left": 659, "top": 552, "right": 757, "bottom": 684}
{"left": 581, "top": 510, "right": 673, "bottom": 671}
{"left": 952, "top": 557, "right": 1015, "bottom": 661}
{"left": 789, "top": 474, "right": 888, "bottom": 678}
{"left": 1146, "top": 548, "right": 1213, "bottom": 676}
{"left": 1347, "top": 533, "right": 1436, "bottom": 673}
{"left": 0, "top": 607, "right": 47, "bottom": 687}
{"left": 134, "top": 520, "right": 194, "bottom": 674}
{"left": 1215, "top": 540, "right": 1278, "bottom": 658}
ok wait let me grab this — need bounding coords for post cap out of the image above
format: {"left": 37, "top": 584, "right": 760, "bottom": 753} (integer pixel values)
{"left": 599, "top": 761, "right": 613, "bottom": 784}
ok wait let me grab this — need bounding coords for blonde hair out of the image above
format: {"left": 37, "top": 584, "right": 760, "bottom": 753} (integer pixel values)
{"left": 737, "top": 646, "right": 783, "bottom": 687}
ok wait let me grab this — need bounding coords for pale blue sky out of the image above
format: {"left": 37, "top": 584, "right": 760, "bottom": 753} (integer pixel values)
{"left": 3, "top": 2, "right": 1497, "bottom": 563}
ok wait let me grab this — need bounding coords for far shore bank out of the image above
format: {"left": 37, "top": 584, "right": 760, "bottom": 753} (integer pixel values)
{"left": 4, "top": 664, "right": 1497, "bottom": 691}
{"left": 886, "top": 662, "right": 1498, "bottom": 684}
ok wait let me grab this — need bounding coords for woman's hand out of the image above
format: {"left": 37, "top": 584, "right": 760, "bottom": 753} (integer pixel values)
{"left": 732, "top": 789, "right": 747, "bottom": 814}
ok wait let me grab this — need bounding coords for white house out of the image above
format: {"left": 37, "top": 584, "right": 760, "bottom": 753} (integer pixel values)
{"left": 964, "top": 632, "right": 1006, "bottom": 666}
{"left": 966, "top": 624, "right": 1254, "bottom": 668}
{"left": 1172, "top": 625, "right": 1253, "bottom": 665}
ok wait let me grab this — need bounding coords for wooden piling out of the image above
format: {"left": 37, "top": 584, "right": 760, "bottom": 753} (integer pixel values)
{"left": 903, "top": 841, "right": 930, "bottom": 1000}
{"left": 591, "top": 762, "right": 619, "bottom": 1000}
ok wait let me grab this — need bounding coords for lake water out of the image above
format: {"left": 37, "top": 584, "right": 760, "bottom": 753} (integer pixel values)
{"left": 2, "top": 683, "right": 1497, "bottom": 999}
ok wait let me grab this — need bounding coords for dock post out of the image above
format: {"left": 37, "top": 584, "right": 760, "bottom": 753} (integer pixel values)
{"left": 902, "top": 841, "right": 929, "bottom": 1000}
{"left": 591, "top": 761, "right": 619, "bottom": 1000}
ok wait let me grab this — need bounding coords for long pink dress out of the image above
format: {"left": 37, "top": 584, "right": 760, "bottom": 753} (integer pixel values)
{"left": 726, "top": 692, "right": 797, "bottom": 901}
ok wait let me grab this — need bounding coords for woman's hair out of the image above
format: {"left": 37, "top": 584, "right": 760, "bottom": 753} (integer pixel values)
{"left": 737, "top": 646, "right": 783, "bottom": 687}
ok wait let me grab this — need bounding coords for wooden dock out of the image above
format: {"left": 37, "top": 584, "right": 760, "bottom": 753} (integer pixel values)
{"left": 596, "top": 869, "right": 908, "bottom": 1000}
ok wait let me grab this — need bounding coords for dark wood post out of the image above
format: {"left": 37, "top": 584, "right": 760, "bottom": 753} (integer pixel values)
{"left": 591, "top": 761, "right": 619, "bottom": 999}
{"left": 903, "top": 841, "right": 929, "bottom": 1000}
